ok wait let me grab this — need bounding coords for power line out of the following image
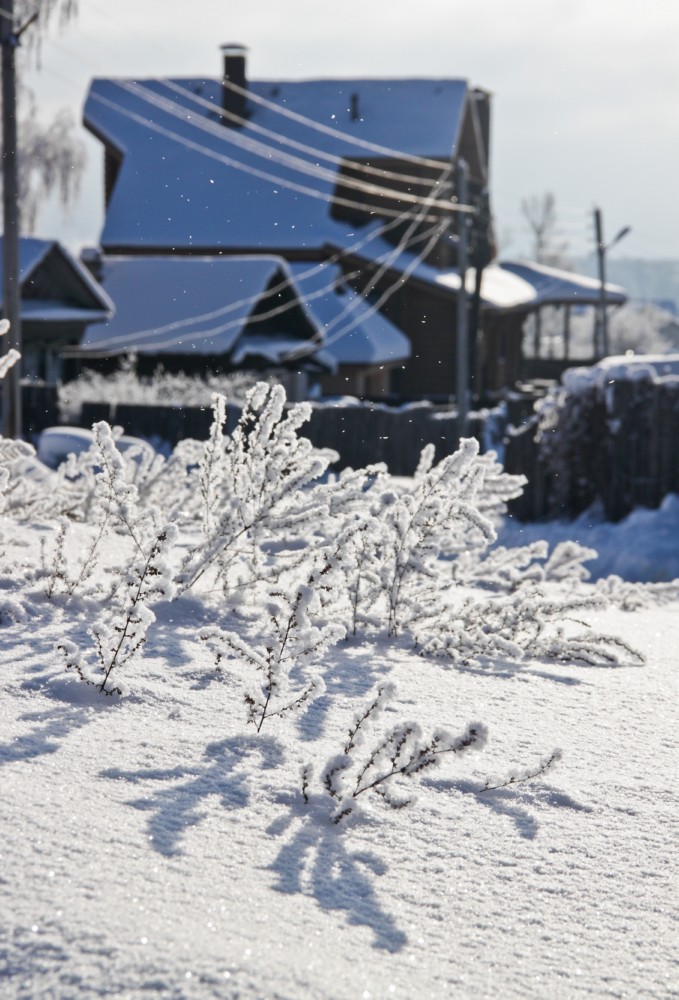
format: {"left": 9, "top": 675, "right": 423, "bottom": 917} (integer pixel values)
{"left": 90, "top": 89, "right": 460, "bottom": 226}
{"left": 87, "top": 222, "right": 445, "bottom": 356}
{"left": 161, "top": 79, "right": 445, "bottom": 191}
{"left": 116, "top": 81, "right": 462, "bottom": 216}
{"left": 220, "top": 76, "right": 461, "bottom": 171}
{"left": 288, "top": 224, "right": 447, "bottom": 363}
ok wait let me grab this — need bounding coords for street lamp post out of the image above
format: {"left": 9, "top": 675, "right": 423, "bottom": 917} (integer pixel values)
{"left": 594, "top": 208, "right": 631, "bottom": 358}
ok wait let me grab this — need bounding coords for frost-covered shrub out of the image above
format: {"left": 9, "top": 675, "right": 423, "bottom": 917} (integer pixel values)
{"left": 179, "top": 385, "right": 338, "bottom": 593}
{"left": 201, "top": 561, "right": 345, "bottom": 730}
{"left": 41, "top": 421, "right": 163, "bottom": 599}
{"left": 0, "top": 319, "right": 19, "bottom": 380}
{"left": 308, "top": 682, "right": 488, "bottom": 823}
{"left": 334, "top": 440, "right": 525, "bottom": 636}
{"left": 451, "top": 540, "right": 598, "bottom": 592}
{"left": 57, "top": 357, "right": 269, "bottom": 422}
{"left": 595, "top": 574, "right": 679, "bottom": 611}
{"left": 536, "top": 384, "right": 608, "bottom": 517}
{"left": 415, "top": 587, "right": 644, "bottom": 669}
{"left": 58, "top": 522, "right": 177, "bottom": 695}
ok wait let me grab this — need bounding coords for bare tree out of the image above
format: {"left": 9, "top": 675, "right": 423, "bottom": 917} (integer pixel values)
{"left": 520, "top": 191, "right": 569, "bottom": 268}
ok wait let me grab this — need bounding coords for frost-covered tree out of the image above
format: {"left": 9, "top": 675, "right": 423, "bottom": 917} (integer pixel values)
{"left": 1, "top": 1, "right": 85, "bottom": 232}
{"left": 520, "top": 191, "right": 570, "bottom": 268}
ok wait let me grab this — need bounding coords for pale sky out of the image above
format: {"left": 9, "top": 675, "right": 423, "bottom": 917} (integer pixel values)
{"left": 24, "top": 0, "right": 679, "bottom": 262}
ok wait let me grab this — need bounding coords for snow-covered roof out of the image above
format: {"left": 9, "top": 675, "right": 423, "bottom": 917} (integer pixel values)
{"left": 562, "top": 353, "right": 679, "bottom": 393}
{"left": 84, "top": 76, "right": 468, "bottom": 252}
{"left": 0, "top": 237, "right": 113, "bottom": 316}
{"left": 498, "top": 260, "right": 628, "bottom": 307}
{"left": 1, "top": 236, "right": 52, "bottom": 279}
{"left": 77, "top": 255, "right": 325, "bottom": 363}
{"left": 290, "top": 262, "right": 411, "bottom": 366}
{"left": 333, "top": 233, "right": 629, "bottom": 310}
{"left": 20, "top": 301, "right": 111, "bottom": 323}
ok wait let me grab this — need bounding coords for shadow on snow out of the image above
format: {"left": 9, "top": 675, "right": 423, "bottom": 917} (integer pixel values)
{"left": 266, "top": 796, "right": 407, "bottom": 953}
{"left": 100, "top": 734, "right": 282, "bottom": 856}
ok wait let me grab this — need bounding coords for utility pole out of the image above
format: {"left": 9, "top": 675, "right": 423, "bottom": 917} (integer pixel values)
{"left": 594, "top": 208, "right": 631, "bottom": 360}
{"left": 1, "top": 0, "right": 22, "bottom": 438}
{"left": 594, "top": 207, "right": 607, "bottom": 358}
{"left": 456, "top": 159, "right": 469, "bottom": 440}
{"left": 468, "top": 186, "right": 491, "bottom": 402}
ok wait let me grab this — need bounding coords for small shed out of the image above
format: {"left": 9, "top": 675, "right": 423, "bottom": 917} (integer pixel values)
{"left": 0, "top": 237, "right": 113, "bottom": 381}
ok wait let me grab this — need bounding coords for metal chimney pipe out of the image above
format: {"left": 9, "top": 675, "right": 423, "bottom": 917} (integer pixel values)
{"left": 220, "top": 43, "right": 248, "bottom": 125}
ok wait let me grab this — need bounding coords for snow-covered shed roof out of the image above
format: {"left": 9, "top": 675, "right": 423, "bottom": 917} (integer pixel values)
{"left": 0, "top": 236, "right": 113, "bottom": 319}
{"left": 290, "top": 262, "right": 411, "bottom": 366}
{"left": 497, "top": 260, "right": 628, "bottom": 307}
{"left": 77, "top": 255, "right": 326, "bottom": 365}
{"left": 84, "top": 76, "right": 470, "bottom": 253}
{"left": 333, "top": 232, "right": 628, "bottom": 310}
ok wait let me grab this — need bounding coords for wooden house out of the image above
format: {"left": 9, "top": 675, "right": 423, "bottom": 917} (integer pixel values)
{"left": 81, "top": 47, "right": 626, "bottom": 402}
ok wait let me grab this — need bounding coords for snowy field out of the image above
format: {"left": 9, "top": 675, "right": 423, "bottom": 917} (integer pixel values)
{"left": 2, "top": 378, "right": 678, "bottom": 999}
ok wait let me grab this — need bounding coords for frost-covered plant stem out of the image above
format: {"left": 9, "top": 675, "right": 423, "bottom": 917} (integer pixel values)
{"left": 317, "top": 683, "right": 488, "bottom": 823}
{"left": 480, "top": 749, "right": 562, "bottom": 793}
{"left": 58, "top": 523, "right": 176, "bottom": 695}
{"left": 178, "top": 383, "right": 337, "bottom": 595}
{"left": 201, "top": 563, "right": 344, "bottom": 730}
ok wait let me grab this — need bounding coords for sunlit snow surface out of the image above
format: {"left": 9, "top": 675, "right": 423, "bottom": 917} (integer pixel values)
{"left": 1, "top": 512, "right": 678, "bottom": 998}
{"left": 498, "top": 493, "right": 679, "bottom": 582}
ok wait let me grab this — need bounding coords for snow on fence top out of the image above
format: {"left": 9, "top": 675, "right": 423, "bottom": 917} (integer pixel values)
{"left": 562, "top": 354, "right": 679, "bottom": 393}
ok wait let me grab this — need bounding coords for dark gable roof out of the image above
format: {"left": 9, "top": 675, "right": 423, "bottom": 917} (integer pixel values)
{"left": 0, "top": 236, "right": 113, "bottom": 319}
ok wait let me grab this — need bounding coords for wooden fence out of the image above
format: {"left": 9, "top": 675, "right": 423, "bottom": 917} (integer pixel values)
{"left": 78, "top": 400, "right": 488, "bottom": 477}
{"left": 505, "top": 377, "right": 679, "bottom": 521}
{"left": 29, "top": 378, "right": 679, "bottom": 520}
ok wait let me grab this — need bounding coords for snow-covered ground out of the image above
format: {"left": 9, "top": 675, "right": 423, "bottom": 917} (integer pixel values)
{"left": 1, "top": 380, "right": 678, "bottom": 999}
{"left": 2, "top": 583, "right": 677, "bottom": 999}
{"left": 498, "top": 492, "right": 679, "bottom": 583}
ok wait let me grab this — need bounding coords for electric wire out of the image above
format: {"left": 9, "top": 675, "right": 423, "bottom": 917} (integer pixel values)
{"left": 161, "top": 79, "right": 446, "bottom": 190}
{"left": 115, "top": 80, "right": 461, "bottom": 215}
{"left": 85, "top": 221, "right": 446, "bottom": 356}
{"left": 90, "top": 89, "right": 458, "bottom": 226}
{"left": 220, "top": 76, "right": 460, "bottom": 171}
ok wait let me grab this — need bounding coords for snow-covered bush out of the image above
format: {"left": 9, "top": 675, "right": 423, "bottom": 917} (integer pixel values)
{"left": 333, "top": 440, "right": 525, "bottom": 637}
{"left": 57, "top": 356, "right": 270, "bottom": 422}
{"left": 178, "top": 385, "right": 338, "bottom": 593}
{"left": 201, "top": 560, "right": 345, "bottom": 731}
{"left": 310, "top": 682, "right": 488, "bottom": 823}
{"left": 414, "top": 586, "right": 644, "bottom": 670}
{"left": 58, "top": 522, "right": 177, "bottom": 695}
{"left": 536, "top": 383, "right": 607, "bottom": 517}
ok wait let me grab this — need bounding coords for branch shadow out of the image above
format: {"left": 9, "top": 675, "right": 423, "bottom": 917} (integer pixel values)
{"left": 266, "top": 796, "right": 407, "bottom": 953}
{"left": 296, "top": 639, "right": 391, "bottom": 742}
{"left": 422, "top": 777, "right": 594, "bottom": 840}
{"left": 0, "top": 704, "right": 95, "bottom": 766}
{"left": 435, "top": 657, "right": 590, "bottom": 686}
{"left": 100, "top": 734, "right": 282, "bottom": 856}
{"left": 145, "top": 597, "right": 220, "bottom": 683}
